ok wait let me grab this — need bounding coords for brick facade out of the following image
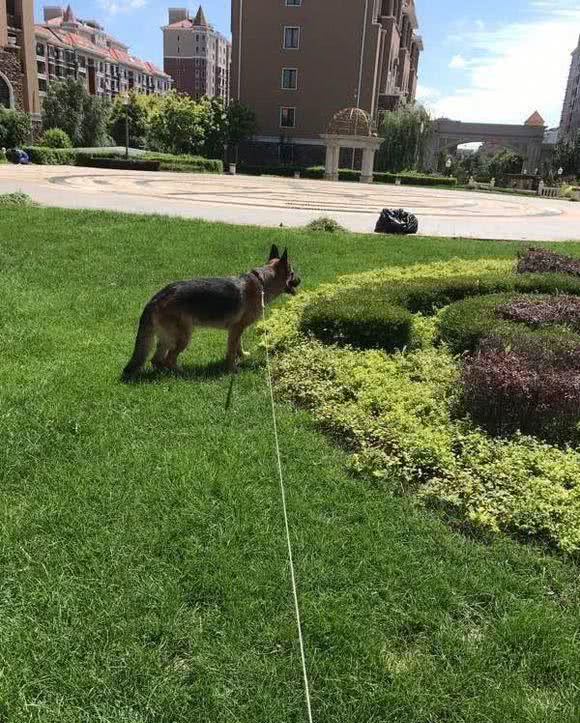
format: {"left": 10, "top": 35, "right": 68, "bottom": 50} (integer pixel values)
{"left": 0, "top": 46, "right": 24, "bottom": 109}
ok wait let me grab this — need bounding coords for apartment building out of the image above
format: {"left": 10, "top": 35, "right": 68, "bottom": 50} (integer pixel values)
{"left": 231, "top": 0, "right": 422, "bottom": 165}
{"left": 559, "top": 34, "right": 580, "bottom": 140}
{"left": 35, "top": 5, "right": 171, "bottom": 102}
{"left": 163, "top": 6, "right": 231, "bottom": 102}
{"left": 0, "top": 0, "right": 40, "bottom": 114}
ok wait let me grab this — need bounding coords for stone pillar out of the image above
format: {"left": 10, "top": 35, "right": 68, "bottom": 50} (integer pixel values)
{"left": 324, "top": 143, "right": 339, "bottom": 182}
{"left": 361, "top": 147, "right": 375, "bottom": 183}
{"left": 0, "top": 0, "right": 8, "bottom": 48}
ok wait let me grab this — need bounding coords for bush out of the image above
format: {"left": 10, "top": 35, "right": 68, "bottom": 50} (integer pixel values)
{"left": 517, "top": 247, "right": 580, "bottom": 277}
{"left": 497, "top": 295, "right": 580, "bottom": 332}
{"left": 0, "top": 148, "right": 6, "bottom": 164}
{"left": 301, "top": 291, "right": 414, "bottom": 352}
{"left": 373, "top": 171, "right": 458, "bottom": 187}
{"left": 305, "top": 216, "right": 347, "bottom": 233}
{"left": 40, "top": 128, "right": 72, "bottom": 149}
{"left": 77, "top": 157, "right": 161, "bottom": 171}
{"left": 22, "top": 146, "right": 77, "bottom": 165}
{"left": 462, "top": 339, "right": 580, "bottom": 442}
{"left": 42, "top": 79, "right": 111, "bottom": 147}
{"left": 0, "top": 192, "right": 35, "bottom": 207}
{"left": 0, "top": 107, "right": 32, "bottom": 148}
{"left": 438, "top": 285, "right": 580, "bottom": 354}
{"left": 263, "top": 258, "right": 580, "bottom": 553}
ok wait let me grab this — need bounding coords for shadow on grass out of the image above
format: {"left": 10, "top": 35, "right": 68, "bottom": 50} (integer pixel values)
{"left": 120, "top": 356, "right": 264, "bottom": 386}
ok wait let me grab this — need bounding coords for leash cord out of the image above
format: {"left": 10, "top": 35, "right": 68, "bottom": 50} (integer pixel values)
{"left": 260, "top": 290, "right": 314, "bottom": 723}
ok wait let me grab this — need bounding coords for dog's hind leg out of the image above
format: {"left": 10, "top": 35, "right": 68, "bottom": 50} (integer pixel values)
{"left": 151, "top": 339, "right": 170, "bottom": 370}
{"left": 165, "top": 320, "right": 193, "bottom": 371}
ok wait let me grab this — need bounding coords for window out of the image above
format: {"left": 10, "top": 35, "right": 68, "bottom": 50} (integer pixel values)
{"left": 36, "top": 43, "right": 45, "bottom": 57}
{"left": 280, "top": 106, "right": 296, "bottom": 128}
{"left": 283, "top": 26, "right": 300, "bottom": 49}
{"left": 281, "top": 67, "right": 298, "bottom": 89}
{"left": 37, "top": 61, "right": 46, "bottom": 75}
{"left": 286, "top": 0, "right": 302, "bottom": 5}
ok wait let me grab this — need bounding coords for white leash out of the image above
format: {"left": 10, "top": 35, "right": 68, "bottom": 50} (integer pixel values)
{"left": 260, "top": 290, "right": 315, "bottom": 723}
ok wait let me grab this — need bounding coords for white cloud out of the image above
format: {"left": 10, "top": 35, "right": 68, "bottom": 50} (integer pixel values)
{"left": 449, "top": 54, "right": 467, "bottom": 69}
{"left": 426, "top": 1, "right": 580, "bottom": 126}
{"left": 98, "top": 0, "right": 147, "bottom": 15}
{"left": 416, "top": 84, "right": 441, "bottom": 100}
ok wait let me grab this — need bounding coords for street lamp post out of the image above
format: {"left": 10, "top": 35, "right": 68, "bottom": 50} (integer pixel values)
{"left": 123, "top": 94, "right": 130, "bottom": 160}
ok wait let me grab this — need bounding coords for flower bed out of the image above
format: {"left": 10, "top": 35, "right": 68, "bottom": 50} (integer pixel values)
{"left": 263, "top": 258, "right": 580, "bottom": 554}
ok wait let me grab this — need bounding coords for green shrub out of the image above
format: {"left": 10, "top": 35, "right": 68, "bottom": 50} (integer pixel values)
{"left": 301, "top": 291, "right": 414, "bottom": 351}
{"left": 40, "top": 128, "right": 72, "bottom": 149}
{"left": 373, "top": 171, "right": 458, "bottom": 187}
{"left": 438, "top": 287, "right": 580, "bottom": 354}
{"left": 22, "top": 146, "right": 77, "bottom": 165}
{"left": 0, "top": 107, "right": 32, "bottom": 148}
{"left": 0, "top": 192, "right": 35, "bottom": 207}
{"left": 0, "top": 148, "right": 6, "bottom": 164}
{"left": 305, "top": 216, "right": 347, "bottom": 233}
{"left": 263, "top": 259, "right": 580, "bottom": 554}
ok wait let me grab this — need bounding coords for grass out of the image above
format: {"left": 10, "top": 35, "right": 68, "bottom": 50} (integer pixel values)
{"left": 0, "top": 208, "right": 579, "bottom": 722}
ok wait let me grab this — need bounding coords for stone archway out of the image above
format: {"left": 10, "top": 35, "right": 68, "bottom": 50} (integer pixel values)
{"left": 0, "top": 71, "right": 14, "bottom": 109}
{"left": 320, "top": 108, "right": 383, "bottom": 183}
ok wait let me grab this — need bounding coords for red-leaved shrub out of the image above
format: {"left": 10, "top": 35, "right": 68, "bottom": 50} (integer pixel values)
{"left": 517, "top": 247, "right": 580, "bottom": 277}
{"left": 496, "top": 295, "right": 580, "bottom": 331}
{"left": 462, "top": 338, "right": 580, "bottom": 442}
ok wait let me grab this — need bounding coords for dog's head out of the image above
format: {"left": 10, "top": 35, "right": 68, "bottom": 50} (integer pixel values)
{"left": 268, "top": 244, "right": 301, "bottom": 295}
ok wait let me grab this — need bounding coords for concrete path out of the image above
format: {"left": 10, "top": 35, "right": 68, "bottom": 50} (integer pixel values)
{"left": 1, "top": 164, "right": 579, "bottom": 241}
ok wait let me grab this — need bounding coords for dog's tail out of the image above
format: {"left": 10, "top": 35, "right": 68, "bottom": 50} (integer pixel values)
{"left": 122, "top": 303, "right": 156, "bottom": 380}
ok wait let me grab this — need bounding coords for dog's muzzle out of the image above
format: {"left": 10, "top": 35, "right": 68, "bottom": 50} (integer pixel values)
{"left": 286, "top": 274, "right": 301, "bottom": 295}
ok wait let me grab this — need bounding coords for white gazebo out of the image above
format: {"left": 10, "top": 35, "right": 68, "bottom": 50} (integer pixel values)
{"left": 320, "top": 108, "right": 383, "bottom": 183}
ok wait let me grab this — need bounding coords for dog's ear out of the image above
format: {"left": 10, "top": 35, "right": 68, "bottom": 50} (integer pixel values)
{"left": 269, "top": 244, "right": 280, "bottom": 261}
{"left": 280, "top": 248, "right": 288, "bottom": 264}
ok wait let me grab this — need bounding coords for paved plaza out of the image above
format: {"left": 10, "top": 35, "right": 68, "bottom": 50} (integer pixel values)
{"left": 1, "top": 165, "right": 579, "bottom": 241}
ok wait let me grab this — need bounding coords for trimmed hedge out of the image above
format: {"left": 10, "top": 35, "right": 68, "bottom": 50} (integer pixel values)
{"left": 263, "top": 259, "right": 580, "bottom": 553}
{"left": 301, "top": 271, "right": 580, "bottom": 352}
{"left": 77, "top": 157, "right": 161, "bottom": 171}
{"left": 21, "top": 146, "right": 223, "bottom": 173}
{"left": 23, "top": 146, "right": 77, "bottom": 165}
{"left": 301, "top": 290, "right": 414, "bottom": 352}
{"left": 517, "top": 247, "right": 580, "bottom": 277}
{"left": 438, "top": 291, "right": 580, "bottom": 355}
{"left": 237, "top": 164, "right": 458, "bottom": 186}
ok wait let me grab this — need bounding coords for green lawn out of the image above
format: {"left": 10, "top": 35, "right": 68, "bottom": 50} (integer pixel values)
{"left": 0, "top": 208, "right": 579, "bottom": 723}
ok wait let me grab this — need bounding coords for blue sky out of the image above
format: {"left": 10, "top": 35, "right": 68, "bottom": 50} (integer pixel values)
{"left": 34, "top": 0, "right": 580, "bottom": 127}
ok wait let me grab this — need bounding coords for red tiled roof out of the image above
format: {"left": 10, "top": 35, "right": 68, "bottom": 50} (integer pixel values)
{"left": 525, "top": 111, "right": 545, "bottom": 127}
{"left": 35, "top": 24, "right": 170, "bottom": 78}
{"left": 166, "top": 19, "right": 194, "bottom": 29}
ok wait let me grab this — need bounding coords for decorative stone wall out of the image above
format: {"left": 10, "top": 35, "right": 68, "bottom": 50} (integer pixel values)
{"left": 0, "top": 47, "right": 24, "bottom": 110}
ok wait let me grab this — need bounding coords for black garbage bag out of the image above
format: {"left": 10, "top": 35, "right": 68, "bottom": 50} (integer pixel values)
{"left": 375, "top": 208, "right": 419, "bottom": 235}
{"left": 6, "top": 148, "right": 30, "bottom": 165}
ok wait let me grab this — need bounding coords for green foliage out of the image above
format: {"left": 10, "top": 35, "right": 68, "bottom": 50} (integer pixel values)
{"left": 226, "top": 99, "right": 257, "bottom": 155}
{"left": 301, "top": 292, "right": 414, "bottom": 351}
{"left": 265, "top": 259, "right": 580, "bottom": 553}
{"left": 376, "top": 104, "right": 432, "bottom": 173}
{"left": 147, "top": 92, "right": 206, "bottom": 155}
{"left": 239, "top": 164, "right": 457, "bottom": 186}
{"left": 0, "top": 147, "right": 6, "bottom": 164}
{"left": 42, "top": 79, "right": 112, "bottom": 147}
{"left": 305, "top": 216, "right": 347, "bottom": 233}
{"left": 0, "top": 107, "right": 32, "bottom": 148}
{"left": 109, "top": 92, "right": 152, "bottom": 149}
{"left": 445, "top": 147, "right": 524, "bottom": 183}
{"left": 553, "top": 130, "right": 580, "bottom": 177}
{"left": 40, "top": 128, "right": 72, "bottom": 149}
{"left": 488, "top": 148, "right": 524, "bottom": 179}
{"left": 22, "top": 146, "right": 77, "bottom": 165}
{"left": 0, "top": 192, "right": 35, "bottom": 207}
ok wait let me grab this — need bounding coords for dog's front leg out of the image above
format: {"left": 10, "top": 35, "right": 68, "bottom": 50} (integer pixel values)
{"left": 226, "top": 325, "right": 244, "bottom": 371}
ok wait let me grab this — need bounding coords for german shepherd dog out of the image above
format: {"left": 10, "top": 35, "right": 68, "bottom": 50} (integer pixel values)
{"left": 122, "top": 245, "right": 300, "bottom": 379}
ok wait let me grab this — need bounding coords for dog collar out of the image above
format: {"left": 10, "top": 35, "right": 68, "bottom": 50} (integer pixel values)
{"left": 249, "top": 269, "right": 264, "bottom": 289}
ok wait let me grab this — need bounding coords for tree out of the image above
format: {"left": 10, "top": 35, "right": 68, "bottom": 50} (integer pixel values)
{"left": 376, "top": 104, "right": 432, "bottom": 173}
{"left": 553, "top": 131, "right": 580, "bottom": 177}
{"left": 0, "top": 107, "right": 32, "bottom": 148}
{"left": 109, "top": 93, "right": 155, "bottom": 149}
{"left": 197, "top": 96, "right": 228, "bottom": 159}
{"left": 42, "top": 79, "right": 111, "bottom": 147}
{"left": 147, "top": 92, "right": 206, "bottom": 155}
{"left": 225, "top": 100, "right": 257, "bottom": 160}
{"left": 487, "top": 148, "right": 524, "bottom": 179}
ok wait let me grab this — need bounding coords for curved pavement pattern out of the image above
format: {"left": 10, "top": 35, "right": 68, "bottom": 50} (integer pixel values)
{"left": 1, "top": 165, "right": 579, "bottom": 241}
